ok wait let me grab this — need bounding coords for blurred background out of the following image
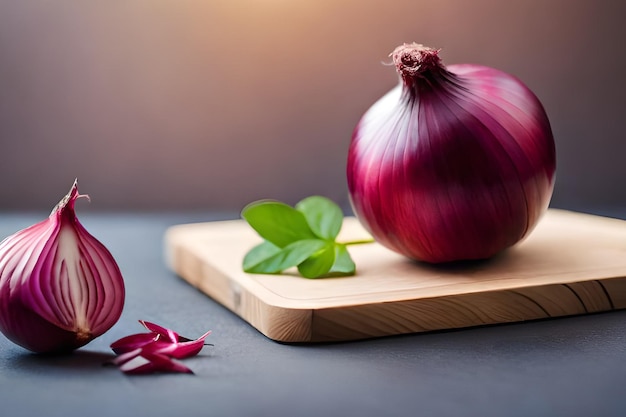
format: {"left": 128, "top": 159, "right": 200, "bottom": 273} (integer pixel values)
{"left": 0, "top": 0, "right": 624, "bottom": 215}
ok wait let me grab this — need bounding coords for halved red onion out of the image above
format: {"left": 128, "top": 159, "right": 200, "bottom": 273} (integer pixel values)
{"left": 347, "top": 43, "right": 556, "bottom": 263}
{"left": 0, "top": 180, "right": 125, "bottom": 353}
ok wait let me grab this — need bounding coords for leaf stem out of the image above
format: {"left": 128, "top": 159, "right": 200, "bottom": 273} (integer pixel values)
{"left": 341, "top": 238, "right": 376, "bottom": 246}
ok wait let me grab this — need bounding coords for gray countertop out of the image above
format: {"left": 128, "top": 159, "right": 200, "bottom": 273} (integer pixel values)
{"left": 1, "top": 211, "right": 625, "bottom": 417}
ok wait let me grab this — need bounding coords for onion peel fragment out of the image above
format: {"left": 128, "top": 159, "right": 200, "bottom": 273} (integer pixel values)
{"left": 108, "top": 321, "right": 211, "bottom": 375}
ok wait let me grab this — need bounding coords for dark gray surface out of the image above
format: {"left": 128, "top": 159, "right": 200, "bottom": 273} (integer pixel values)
{"left": 1, "top": 212, "right": 625, "bottom": 417}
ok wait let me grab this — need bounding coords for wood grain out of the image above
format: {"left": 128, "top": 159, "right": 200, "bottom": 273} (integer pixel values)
{"left": 164, "top": 209, "right": 626, "bottom": 342}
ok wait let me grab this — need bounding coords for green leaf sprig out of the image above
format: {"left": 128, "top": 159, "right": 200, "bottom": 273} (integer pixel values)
{"left": 241, "top": 196, "right": 374, "bottom": 278}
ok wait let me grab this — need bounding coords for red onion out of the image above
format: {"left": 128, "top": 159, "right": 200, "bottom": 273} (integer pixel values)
{"left": 0, "top": 180, "right": 125, "bottom": 353}
{"left": 347, "top": 43, "right": 556, "bottom": 263}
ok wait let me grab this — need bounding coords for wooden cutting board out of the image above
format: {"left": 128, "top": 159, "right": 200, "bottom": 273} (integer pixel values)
{"left": 164, "top": 209, "right": 626, "bottom": 342}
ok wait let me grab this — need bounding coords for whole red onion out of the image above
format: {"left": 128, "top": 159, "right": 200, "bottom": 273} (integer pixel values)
{"left": 347, "top": 43, "right": 556, "bottom": 263}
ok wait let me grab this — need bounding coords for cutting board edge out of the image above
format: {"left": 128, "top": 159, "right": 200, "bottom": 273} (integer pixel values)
{"left": 306, "top": 275, "right": 626, "bottom": 342}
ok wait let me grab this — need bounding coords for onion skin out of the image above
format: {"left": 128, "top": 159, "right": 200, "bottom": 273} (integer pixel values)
{"left": 347, "top": 44, "right": 556, "bottom": 263}
{"left": 108, "top": 321, "right": 211, "bottom": 374}
{"left": 0, "top": 181, "right": 125, "bottom": 353}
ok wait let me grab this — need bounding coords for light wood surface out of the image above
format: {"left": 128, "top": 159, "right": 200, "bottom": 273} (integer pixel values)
{"left": 164, "top": 209, "right": 626, "bottom": 342}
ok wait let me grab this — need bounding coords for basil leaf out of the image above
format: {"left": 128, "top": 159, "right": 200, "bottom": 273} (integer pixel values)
{"left": 242, "top": 240, "right": 281, "bottom": 271}
{"left": 242, "top": 200, "right": 317, "bottom": 247}
{"left": 297, "top": 242, "right": 336, "bottom": 279}
{"left": 241, "top": 196, "right": 371, "bottom": 279}
{"left": 328, "top": 244, "right": 356, "bottom": 275}
{"left": 295, "top": 196, "right": 343, "bottom": 240}
{"left": 243, "top": 239, "right": 326, "bottom": 274}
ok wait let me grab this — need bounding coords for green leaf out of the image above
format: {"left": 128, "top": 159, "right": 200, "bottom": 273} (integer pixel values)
{"left": 241, "top": 196, "right": 371, "bottom": 279}
{"left": 328, "top": 244, "right": 356, "bottom": 275}
{"left": 242, "top": 200, "right": 317, "bottom": 247}
{"left": 243, "top": 239, "right": 326, "bottom": 274}
{"left": 297, "top": 242, "right": 336, "bottom": 278}
{"left": 295, "top": 196, "right": 343, "bottom": 240}
{"left": 242, "top": 240, "right": 281, "bottom": 271}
